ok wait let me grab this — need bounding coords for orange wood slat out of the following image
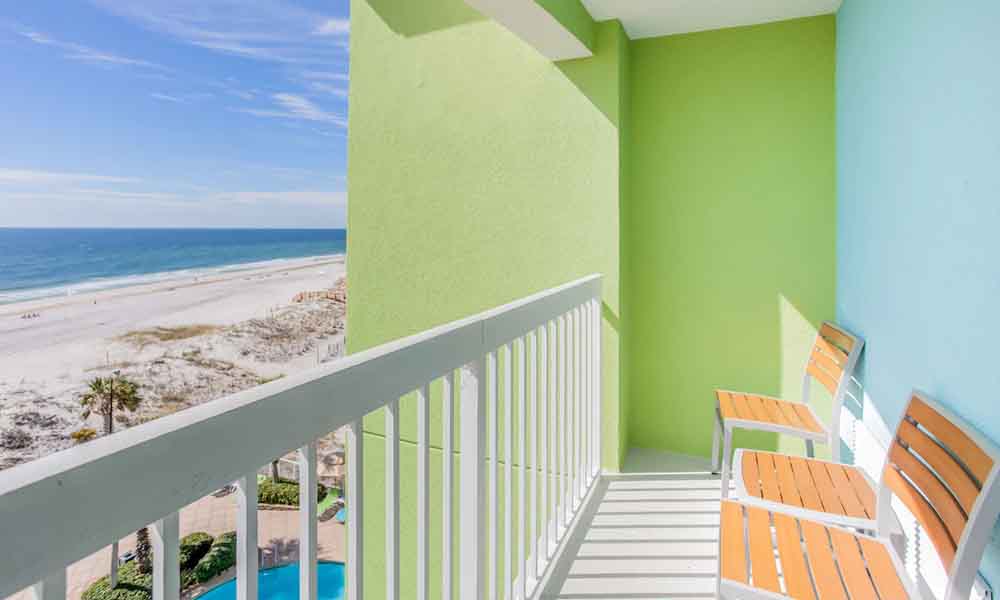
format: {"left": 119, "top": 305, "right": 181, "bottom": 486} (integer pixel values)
{"left": 884, "top": 465, "right": 957, "bottom": 569}
{"left": 898, "top": 419, "right": 980, "bottom": 514}
{"left": 790, "top": 457, "right": 824, "bottom": 511}
{"left": 757, "top": 453, "right": 782, "bottom": 502}
{"left": 801, "top": 521, "right": 848, "bottom": 600}
{"left": 720, "top": 501, "right": 748, "bottom": 584}
{"left": 889, "top": 442, "right": 967, "bottom": 546}
{"left": 774, "top": 513, "right": 816, "bottom": 600}
{"left": 807, "top": 361, "right": 840, "bottom": 395}
{"left": 774, "top": 454, "right": 803, "bottom": 507}
{"left": 810, "top": 347, "right": 846, "bottom": 379}
{"left": 858, "top": 537, "right": 910, "bottom": 599}
{"left": 743, "top": 451, "right": 762, "bottom": 498}
{"left": 747, "top": 506, "right": 781, "bottom": 593}
{"left": 825, "top": 463, "right": 868, "bottom": 519}
{"left": 815, "top": 336, "right": 850, "bottom": 364}
{"left": 732, "top": 393, "right": 754, "bottom": 421}
{"left": 807, "top": 459, "right": 845, "bottom": 515}
{"left": 792, "top": 404, "right": 825, "bottom": 434}
{"left": 718, "top": 391, "right": 737, "bottom": 420}
{"left": 778, "top": 400, "right": 808, "bottom": 430}
{"left": 828, "top": 528, "right": 879, "bottom": 600}
{"left": 844, "top": 467, "right": 877, "bottom": 519}
{"left": 819, "top": 323, "right": 857, "bottom": 354}
{"left": 746, "top": 394, "right": 772, "bottom": 423}
{"left": 762, "top": 397, "right": 791, "bottom": 426}
{"left": 908, "top": 396, "right": 993, "bottom": 484}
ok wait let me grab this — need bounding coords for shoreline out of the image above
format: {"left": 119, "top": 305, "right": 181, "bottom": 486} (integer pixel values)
{"left": 0, "top": 253, "right": 346, "bottom": 310}
{"left": 0, "top": 255, "right": 348, "bottom": 470}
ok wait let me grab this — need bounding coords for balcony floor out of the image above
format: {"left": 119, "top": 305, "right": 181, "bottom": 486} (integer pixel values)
{"left": 539, "top": 449, "right": 721, "bottom": 599}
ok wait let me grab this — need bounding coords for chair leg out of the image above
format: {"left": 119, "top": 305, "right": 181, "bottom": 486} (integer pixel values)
{"left": 720, "top": 428, "right": 733, "bottom": 498}
{"left": 805, "top": 440, "right": 815, "bottom": 458}
{"left": 711, "top": 409, "right": 722, "bottom": 474}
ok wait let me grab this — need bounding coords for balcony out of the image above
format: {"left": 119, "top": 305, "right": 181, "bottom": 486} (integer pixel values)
{"left": 0, "top": 276, "right": 610, "bottom": 600}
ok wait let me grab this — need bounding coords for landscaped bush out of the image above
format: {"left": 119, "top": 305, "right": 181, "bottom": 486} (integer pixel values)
{"left": 81, "top": 562, "right": 151, "bottom": 600}
{"left": 193, "top": 531, "right": 237, "bottom": 583}
{"left": 258, "top": 477, "right": 327, "bottom": 506}
{"left": 179, "top": 532, "right": 214, "bottom": 569}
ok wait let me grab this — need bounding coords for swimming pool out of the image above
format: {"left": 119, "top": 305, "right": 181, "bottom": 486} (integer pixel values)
{"left": 195, "top": 563, "right": 344, "bottom": 600}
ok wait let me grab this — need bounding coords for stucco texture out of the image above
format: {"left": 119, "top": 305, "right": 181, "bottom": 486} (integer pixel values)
{"left": 347, "top": 0, "right": 627, "bottom": 596}
{"left": 626, "top": 15, "right": 838, "bottom": 458}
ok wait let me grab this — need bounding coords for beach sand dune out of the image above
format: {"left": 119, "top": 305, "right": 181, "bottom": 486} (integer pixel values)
{"left": 0, "top": 255, "right": 347, "bottom": 470}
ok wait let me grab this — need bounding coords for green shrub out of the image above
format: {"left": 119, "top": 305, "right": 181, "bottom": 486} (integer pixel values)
{"left": 258, "top": 478, "right": 327, "bottom": 506}
{"left": 81, "top": 563, "right": 150, "bottom": 600}
{"left": 179, "top": 532, "right": 214, "bottom": 570}
{"left": 193, "top": 531, "right": 237, "bottom": 583}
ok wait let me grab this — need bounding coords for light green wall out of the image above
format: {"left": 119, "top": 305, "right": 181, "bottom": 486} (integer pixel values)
{"left": 626, "top": 15, "right": 837, "bottom": 458}
{"left": 535, "top": 0, "right": 595, "bottom": 51}
{"left": 347, "top": 0, "right": 628, "bottom": 595}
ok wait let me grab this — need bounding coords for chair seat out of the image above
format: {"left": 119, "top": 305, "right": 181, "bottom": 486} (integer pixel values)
{"left": 733, "top": 449, "right": 877, "bottom": 530}
{"left": 717, "top": 390, "right": 826, "bottom": 440}
{"left": 719, "top": 500, "right": 915, "bottom": 599}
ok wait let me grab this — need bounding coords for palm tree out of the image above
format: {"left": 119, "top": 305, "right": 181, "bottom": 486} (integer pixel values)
{"left": 80, "top": 372, "right": 146, "bottom": 586}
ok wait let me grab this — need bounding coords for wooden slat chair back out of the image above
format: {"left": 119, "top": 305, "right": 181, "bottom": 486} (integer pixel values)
{"left": 802, "top": 322, "right": 862, "bottom": 462}
{"left": 877, "top": 393, "right": 1000, "bottom": 600}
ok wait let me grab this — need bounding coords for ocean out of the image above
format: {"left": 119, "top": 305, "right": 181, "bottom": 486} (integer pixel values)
{"left": 0, "top": 228, "right": 347, "bottom": 304}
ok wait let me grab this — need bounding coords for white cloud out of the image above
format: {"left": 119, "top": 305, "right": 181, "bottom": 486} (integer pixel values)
{"left": 151, "top": 92, "right": 185, "bottom": 103}
{"left": 0, "top": 168, "right": 139, "bottom": 185}
{"left": 90, "top": 0, "right": 350, "bottom": 65}
{"left": 235, "top": 93, "right": 346, "bottom": 127}
{"left": 301, "top": 70, "right": 349, "bottom": 81}
{"left": 314, "top": 18, "right": 349, "bottom": 36}
{"left": 19, "top": 30, "right": 166, "bottom": 70}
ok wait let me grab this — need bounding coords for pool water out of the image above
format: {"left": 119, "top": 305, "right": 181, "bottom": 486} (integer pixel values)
{"left": 195, "top": 563, "right": 344, "bottom": 600}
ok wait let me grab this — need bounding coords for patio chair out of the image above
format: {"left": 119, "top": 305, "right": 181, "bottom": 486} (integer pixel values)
{"left": 713, "top": 322, "right": 863, "bottom": 497}
{"left": 717, "top": 392, "right": 1000, "bottom": 600}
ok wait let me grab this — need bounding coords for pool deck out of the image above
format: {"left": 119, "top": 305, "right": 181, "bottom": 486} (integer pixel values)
{"left": 7, "top": 492, "right": 345, "bottom": 600}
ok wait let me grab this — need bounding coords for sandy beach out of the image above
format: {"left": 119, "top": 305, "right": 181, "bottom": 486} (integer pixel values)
{"left": 0, "top": 254, "right": 347, "bottom": 470}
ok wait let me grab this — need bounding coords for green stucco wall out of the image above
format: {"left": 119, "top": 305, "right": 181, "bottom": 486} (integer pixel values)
{"left": 535, "top": 0, "right": 595, "bottom": 51}
{"left": 347, "top": 0, "right": 628, "bottom": 595}
{"left": 626, "top": 15, "right": 837, "bottom": 458}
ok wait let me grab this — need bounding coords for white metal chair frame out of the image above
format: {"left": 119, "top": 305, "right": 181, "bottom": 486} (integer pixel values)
{"left": 712, "top": 321, "right": 865, "bottom": 498}
{"left": 718, "top": 392, "right": 1000, "bottom": 600}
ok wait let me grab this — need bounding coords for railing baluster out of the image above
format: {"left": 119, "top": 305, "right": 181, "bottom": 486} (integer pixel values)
{"left": 540, "top": 323, "right": 550, "bottom": 564}
{"left": 503, "top": 344, "right": 513, "bottom": 600}
{"left": 417, "top": 384, "right": 430, "bottom": 600}
{"left": 517, "top": 338, "right": 527, "bottom": 600}
{"left": 584, "top": 301, "right": 593, "bottom": 486}
{"left": 236, "top": 473, "right": 259, "bottom": 600}
{"left": 460, "top": 359, "right": 486, "bottom": 599}
{"left": 385, "top": 400, "right": 400, "bottom": 600}
{"left": 548, "top": 319, "right": 558, "bottom": 551}
{"left": 558, "top": 315, "right": 567, "bottom": 533}
{"left": 570, "top": 307, "right": 583, "bottom": 514}
{"left": 346, "top": 421, "right": 364, "bottom": 600}
{"left": 527, "top": 332, "right": 537, "bottom": 590}
{"left": 576, "top": 305, "right": 584, "bottom": 500}
{"left": 442, "top": 373, "right": 455, "bottom": 600}
{"left": 298, "top": 443, "right": 318, "bottom": 600}
{"left": 488, "top": 351, "right": 498, "bottom": 600}
{"left": 151, "top": 512, "right": 180, "bottom": 600}
{"left": 593, "top": 298, "right": 601, "bottom": 475}
{"left": 30, "top": 570, "right": 65, "bottom": 600}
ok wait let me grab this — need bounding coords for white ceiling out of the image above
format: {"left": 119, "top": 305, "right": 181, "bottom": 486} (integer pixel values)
{"left": 581, "top": 0, "right": 842, "bottom": 39}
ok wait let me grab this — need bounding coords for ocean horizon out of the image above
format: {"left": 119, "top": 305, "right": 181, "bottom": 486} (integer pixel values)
{"left": 0, "top": 227, "right": 347, "bottom": 304}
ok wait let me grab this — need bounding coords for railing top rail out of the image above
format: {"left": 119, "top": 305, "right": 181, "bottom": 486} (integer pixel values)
{"left": 0, "top": 273, "right": 601, "bottom": 596}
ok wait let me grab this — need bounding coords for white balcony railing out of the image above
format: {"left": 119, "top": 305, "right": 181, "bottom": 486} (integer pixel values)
{"left": 0, "top": 274, "right": 603, "bottom": 600}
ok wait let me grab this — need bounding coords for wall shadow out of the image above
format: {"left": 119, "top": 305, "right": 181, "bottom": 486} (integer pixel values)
{"left": 365, "top": 0, "right": 484, "bottom": 38}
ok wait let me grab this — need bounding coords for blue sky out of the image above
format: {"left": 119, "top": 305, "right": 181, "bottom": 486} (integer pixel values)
{"left": 0, "top": 0, "right": 349, "bottom": 228}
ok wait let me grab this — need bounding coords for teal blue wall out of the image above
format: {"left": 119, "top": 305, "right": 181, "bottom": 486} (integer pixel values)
{"left": 836, "top": 0, "right": 1000, "bottom": 585}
